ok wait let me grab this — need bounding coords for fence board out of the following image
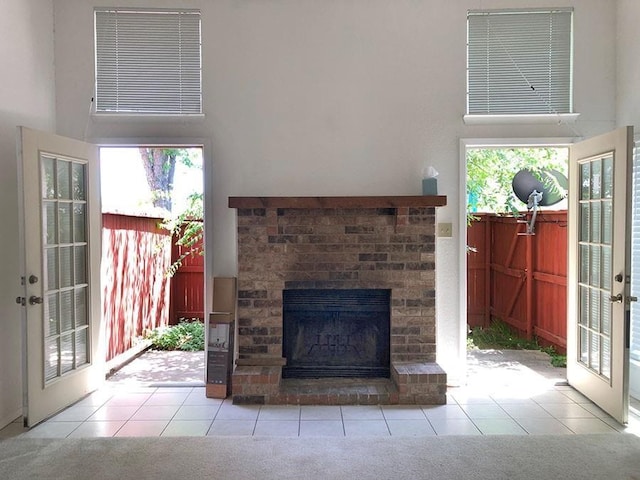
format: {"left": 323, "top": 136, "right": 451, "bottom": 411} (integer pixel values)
{"left": 467, "top": 216, "right": 490, "bottom": 328}
{"left": 169, "top": 222, "right": 204, "bottom": 324}
{"left": 102, "top": 214, "right": 171, "bottom": 361}
{"left": 467, "top": 211, "right": 567, "bottom": 353}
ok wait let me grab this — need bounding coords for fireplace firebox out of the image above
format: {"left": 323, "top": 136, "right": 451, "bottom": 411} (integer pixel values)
{"left": 282, "top": 289, "right": 390, "bottom": 379}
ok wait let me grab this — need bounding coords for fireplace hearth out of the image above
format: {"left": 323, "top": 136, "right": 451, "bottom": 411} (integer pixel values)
{"left": 229, "top": 195, "right": 448, "bottom": 405}
{"left": 282, "top": 289, "right": 390, "bottom": 379}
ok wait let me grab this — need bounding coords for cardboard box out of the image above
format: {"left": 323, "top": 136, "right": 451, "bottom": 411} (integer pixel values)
{"left": 205, "top": 277, "right": 237, "bottom": 399}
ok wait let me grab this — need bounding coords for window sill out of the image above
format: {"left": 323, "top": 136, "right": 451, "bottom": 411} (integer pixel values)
{"left": 91, "top": 113, "right": 205, "bottom": 123}
{"left": 463, "top": 113, "right": 580, "bottom": 126}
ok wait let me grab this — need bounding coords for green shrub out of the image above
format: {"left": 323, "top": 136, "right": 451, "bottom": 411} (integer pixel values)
{"left": 541, "top": 346, "right": 567, "bottom": 368}
{"left": 145, "top": 319, "right": 204, "bottom": 351}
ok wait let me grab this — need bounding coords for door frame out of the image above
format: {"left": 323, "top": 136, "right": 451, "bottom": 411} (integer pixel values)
{"left": 458, "top": 137, "right": 575, "bottom": 380}
{"left": 630, "top": 135, "right": 640, "bottom": 400}
{"left": 94, "top": 137, "right": 214, "bottom": 363}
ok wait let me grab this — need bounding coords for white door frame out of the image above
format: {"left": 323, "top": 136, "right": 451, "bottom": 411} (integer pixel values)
{"left": 630, "top": 136, "right": 640, "bottom": 400}
{"left": 93, "top": 137, "right": 214, "bottom": 339}
{"left": 458, "top": 137, "right": 575, "bottom": 381}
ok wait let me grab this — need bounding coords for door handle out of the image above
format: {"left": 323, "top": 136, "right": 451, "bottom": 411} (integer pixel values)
{"left": 28, "top": 296, "right": 43, "bottom": 305}
{"left": 609, "top": 293, "right": 623, "bottom": 303}
{"left": 609, "top": 294, "right": 638, "bottom": 304}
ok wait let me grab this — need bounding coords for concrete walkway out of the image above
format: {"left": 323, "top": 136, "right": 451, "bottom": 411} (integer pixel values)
{"left": 466, "top": 348, "right": 567, "bottom": 391}
{"left": 106, "top": 350, "right": 205, "bottom": 386}
{"left": 107, "top": 347, "right": 566, "bottom": 389}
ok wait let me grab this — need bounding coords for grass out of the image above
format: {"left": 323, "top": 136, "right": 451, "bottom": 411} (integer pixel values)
{"left": 542, "top": 347, "right": 568, "bottom": 368}
{"left": 468, "top": 319, "right": 567, "bottom": 368}
{"left": 144, "top": 319, "right": 205, "bottom": 351}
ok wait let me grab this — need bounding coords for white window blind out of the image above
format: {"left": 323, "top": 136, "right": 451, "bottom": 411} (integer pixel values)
{"left": 95, "top": 8, "right": 202, "bottom": 114}
{"left": 467, "top": 9, "right": 573, "bottom": 115}
{"left": 631, "top": 143, "right": 640, "bottom": 362}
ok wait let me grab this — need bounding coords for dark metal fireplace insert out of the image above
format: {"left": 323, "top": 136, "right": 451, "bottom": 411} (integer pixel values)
{"left": 282, "top": 289, "right": 391, "bottom": 379}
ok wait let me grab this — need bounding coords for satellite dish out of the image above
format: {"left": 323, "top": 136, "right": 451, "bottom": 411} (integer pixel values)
{"left": 512, "top": 169, "right": 568, "bottom": 207}
{"left": 512, "top": 169, "right": 568, "bottom": 234}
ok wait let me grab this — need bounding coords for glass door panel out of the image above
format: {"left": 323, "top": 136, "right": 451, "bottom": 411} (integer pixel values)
{"left": 41, "top": 155, "right": 90, "bottom": 383}
{"left": 577, "top": 155, "right": 613, "bottom": 380}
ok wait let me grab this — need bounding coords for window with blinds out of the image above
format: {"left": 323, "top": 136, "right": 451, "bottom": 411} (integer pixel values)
{"left": 467, "top": 9, "right": 573, "bottom": 115}
{"left": 95, "top": 8, "right": 202, "bottom": 115}
{"left": 631, "top": 143, "right": 640, "bottom": 363}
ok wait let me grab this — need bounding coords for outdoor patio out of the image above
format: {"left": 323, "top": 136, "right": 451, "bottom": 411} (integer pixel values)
{"left": 106, "top": 350, "right": 205, "bottom": 386}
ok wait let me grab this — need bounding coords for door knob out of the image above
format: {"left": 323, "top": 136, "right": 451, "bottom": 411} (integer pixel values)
{"left": 609, "top": 293, "right": 623, "bottom": 303}
{"left": 28, "top": 296, "right": 43, "bottom": 305}
{"left": 28, "top": 275, "right": 38, "bottom": 284}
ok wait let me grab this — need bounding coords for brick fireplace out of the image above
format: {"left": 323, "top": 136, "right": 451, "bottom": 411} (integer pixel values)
{"left": 228, "top": 196, "right": 447, "bottom": 405}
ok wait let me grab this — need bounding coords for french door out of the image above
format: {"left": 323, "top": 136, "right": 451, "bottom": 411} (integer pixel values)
{"left": 567, "top": 126, "right": 633, "bottom": 425}
{"left": 18, "top": 127, "right": 103, "bottom": 427}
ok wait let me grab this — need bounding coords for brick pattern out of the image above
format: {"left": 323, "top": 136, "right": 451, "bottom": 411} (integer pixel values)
{"left": 392, "top": 362, "right": 447, "bottom": 404}
{"left": 232, "top": 204, "right": 445, "bottom": 405}
{"left": 236, "top": 207, "right": 436, "bottom": 361}
{"left": 231, "top": 366, "right": 281, "bottom": 404}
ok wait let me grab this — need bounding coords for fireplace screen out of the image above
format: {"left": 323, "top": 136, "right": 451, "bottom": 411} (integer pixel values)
{"left": 282, "top": 289, "right": 391, "bottom": 379}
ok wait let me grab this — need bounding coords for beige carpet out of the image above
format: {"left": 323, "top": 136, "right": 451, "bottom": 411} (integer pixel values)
{"left": 1, "top": 434, "right": 639, "bottom": 480}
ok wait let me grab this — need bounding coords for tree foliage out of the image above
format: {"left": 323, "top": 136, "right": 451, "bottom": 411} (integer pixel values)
{"left": 162, "top": 191, "right": 204, "bottom": 277}
{"left": 466, "top": 147, "right": 568, "bottom": 214}
{"left": 138, "top": 147, "right": 204, "bottom": 277}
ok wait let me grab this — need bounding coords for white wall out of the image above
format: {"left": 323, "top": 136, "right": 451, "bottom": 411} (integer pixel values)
{"left": 53, "top": 0, "right": 617, "bottom": 385}
{"left": 616, "top": 0, "right": 640, "bottom": 129}
{"left": 0, "top": 0, "right": 56, "bottom": 428}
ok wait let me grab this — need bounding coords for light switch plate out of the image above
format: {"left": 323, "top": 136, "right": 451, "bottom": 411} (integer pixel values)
{"left": 437, "top": 222, "right": 453, "bottom": 238}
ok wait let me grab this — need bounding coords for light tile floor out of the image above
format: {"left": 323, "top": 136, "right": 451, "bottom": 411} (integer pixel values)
{"left": 1, "top": 384, "right": 638, "bottom": 439}
{"left": 2, "top": 349, "right": 639, "bottom": 439}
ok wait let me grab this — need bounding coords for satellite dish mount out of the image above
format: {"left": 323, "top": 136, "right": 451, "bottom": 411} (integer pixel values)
{"left": 525, "top": 190, "right": 543, "bottom": 234}
{"left": 512, "top": 169, "right": 567, "bottom": 235}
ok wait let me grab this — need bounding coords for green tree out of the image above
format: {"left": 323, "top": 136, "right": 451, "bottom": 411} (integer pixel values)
{"left": 139, "top": 147, "right": 204, "bottom": 277}
{"left": 466, "top": 147, "right": 568, "bottom": 214}
{"left": 139, "top": 148, "right": 199, "bottom": 212}
{"left": 162, "top": 191, "right": 204, "bottom": 277}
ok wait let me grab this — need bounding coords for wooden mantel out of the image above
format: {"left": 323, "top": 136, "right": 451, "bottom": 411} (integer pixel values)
{"left": 228, "top": 195, "right": 447, "bottom": 209}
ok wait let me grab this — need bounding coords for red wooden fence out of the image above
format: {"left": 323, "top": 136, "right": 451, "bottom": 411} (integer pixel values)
{"left": 169, "top": 221, "right": 204, "bottom": 324}
{"left": 102, "top": 213, "right": 172, "bottom": 361}
{"left": 467, "top": 211, "right": 568, "bottom": 353}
